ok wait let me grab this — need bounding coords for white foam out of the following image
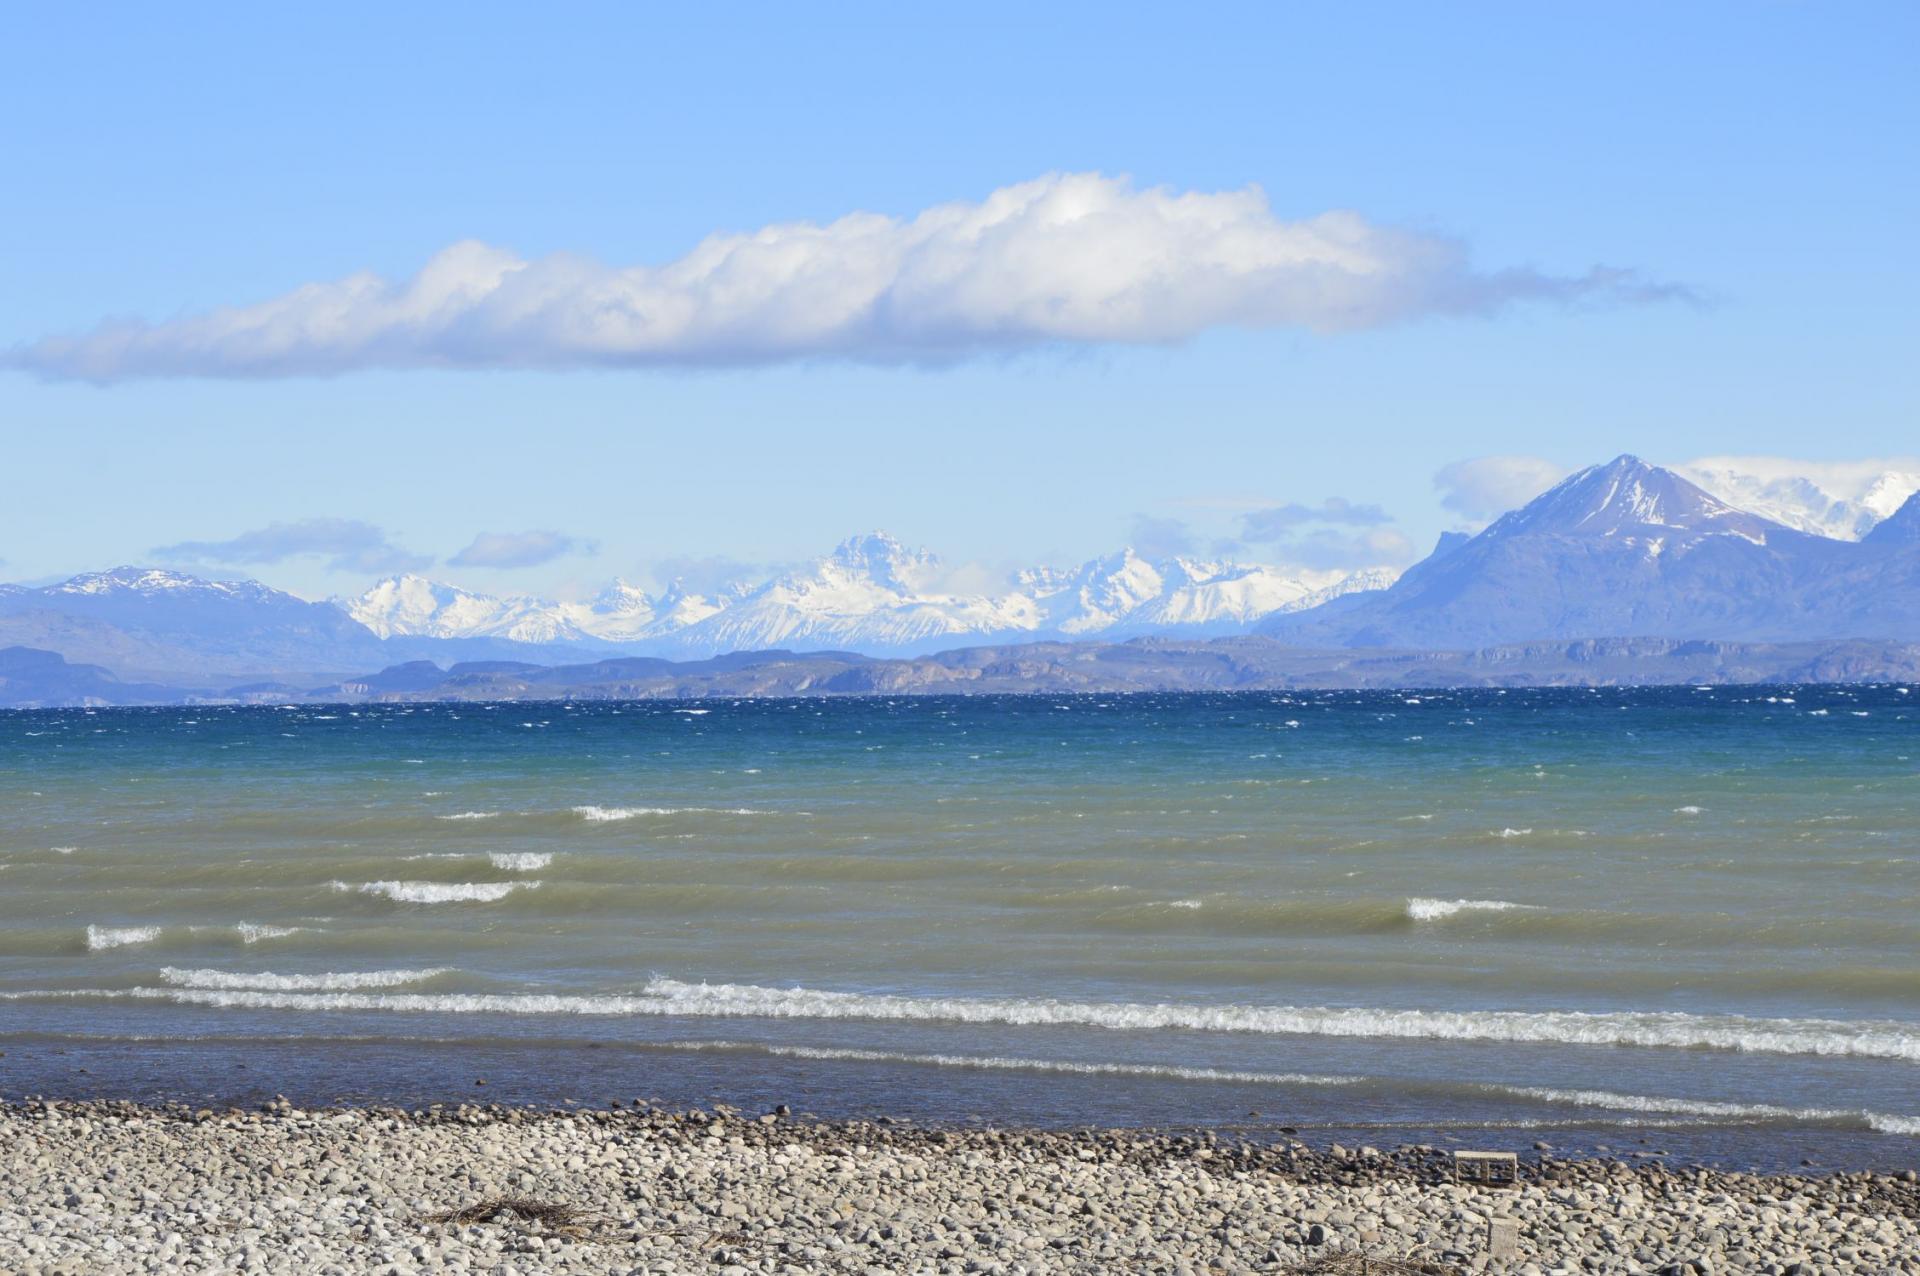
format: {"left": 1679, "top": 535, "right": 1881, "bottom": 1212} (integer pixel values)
{"left": 689, "top": 1043, "right": 1920, "bottom": 1134}
{"left": 86, "top": 925, "right": 162, "bottom": 951}
{"left": 340, "top": 880, "right": 538, "bottom": 904}
{"left": 1675, "top": 805, "right": 1705, "bottom": 815}
{"left": 572, "top": 804, "right": 768, "bottom": 821}
{"left": 52, "top": 846, "right": 77, "bottom": 855}
{"left": 716, "top": 1043, "right": 1359, "bottom": 1089}
{"left": 75, "top": 976, "right": 1920, "bottom": 1062}
{"left": 160, "top": 966, "right": 449, "bottom": 991}
{"left": 488, "top": 852, "right": 551, "bottom": 872}
{"left": 1494, "top": 827, "right": 1533, "bottom": 838}
{"left": 236, "top": 923, "right": 304, "bottom": 944}
{"left": 1510, "top": 1085, "right": 1920, "bottom": 1135}
{"left": 1406, "top": 898, "right": 1533, "bottom": 922}
{"left": 436, "top": 811, "right": 500, "bottom": 821}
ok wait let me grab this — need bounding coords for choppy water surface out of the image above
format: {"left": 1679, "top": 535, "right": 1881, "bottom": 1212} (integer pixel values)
{"left": 2, "top": 689, "right": 1916, "bottom": 1168}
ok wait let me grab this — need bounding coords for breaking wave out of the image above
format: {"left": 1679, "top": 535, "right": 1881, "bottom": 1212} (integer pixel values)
{"left": 159, "top": 967, "right": 450, "bottom": 991}
{"left": 572, "top": 805, "right": 770, "bottom": 821}
{"left": 31, "top": 975, "right": 1920, "bottom": 1062}
{"left": 1406, "top": 898, "right": 1535, "bottom": 922}
{"left": 337, "top": 880, "right": 538, "bottom": 904}
{"left": 236, "top": 923, "right": 305, "bottom": 944}
{"left": 675, "top": 1042, "right": 1920, "bottom": 1134}
{"left": 488, "top": 852, "right": 551, "bottom": 872}
{"left": 85, "top": 925, "right": 162, "bottom": 951}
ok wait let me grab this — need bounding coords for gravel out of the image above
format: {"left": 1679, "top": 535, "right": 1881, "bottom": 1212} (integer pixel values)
{"left": 3, "top": 1097, "right": 1915, "bottom": 1274}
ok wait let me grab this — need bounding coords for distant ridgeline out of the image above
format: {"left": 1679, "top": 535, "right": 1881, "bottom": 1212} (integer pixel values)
{"left": 2, "top": 456, "right": 1918, "bottom": 705}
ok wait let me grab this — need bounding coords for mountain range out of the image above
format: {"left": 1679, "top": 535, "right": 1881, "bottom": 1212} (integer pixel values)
{"left": 2, "top": 454, "right": 1917, "bottom": 703}
{"left": 341, "top": 534, "right": 1393, "bottom": 659}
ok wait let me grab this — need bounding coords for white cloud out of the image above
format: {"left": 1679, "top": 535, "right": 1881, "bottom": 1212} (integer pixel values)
{"left": 152, "top": 518, "right": 428, "bottom": 574}
{"left": 449, "top": 530, "right": 591, "bottom": 569}
{"left": 1433, "top": 456, "right": 1570, "bottom": 523}
{"left": 1256, "top": 526, "right": 1419, "bottom": 572}
{"left": 10, "top": 173, "right": 1689, "bottom": 381}
{"left": 1127, "top": 513, "right": 1198, "bottom": 559}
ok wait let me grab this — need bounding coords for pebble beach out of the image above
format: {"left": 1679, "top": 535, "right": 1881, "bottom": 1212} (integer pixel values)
{"left": 4, "top": 1099, "right": 1915, "bottom": 1275}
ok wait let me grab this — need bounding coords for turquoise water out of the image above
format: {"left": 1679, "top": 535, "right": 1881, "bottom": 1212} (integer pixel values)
{"left": 2, "top": 689, "right": 1916, "bottom": 1166}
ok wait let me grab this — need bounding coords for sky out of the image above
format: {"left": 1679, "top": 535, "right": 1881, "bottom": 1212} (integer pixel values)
{"left": 2, "top": 2, "right": 1915, "bottom": 601}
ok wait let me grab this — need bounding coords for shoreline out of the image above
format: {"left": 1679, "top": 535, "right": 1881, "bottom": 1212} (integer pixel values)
{"left": 5, "top": 1098, "right": 1915, "bottom": 1274}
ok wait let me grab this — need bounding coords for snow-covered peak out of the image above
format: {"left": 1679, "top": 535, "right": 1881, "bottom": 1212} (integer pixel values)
{"left": 825, "top": 531, "right": 939, "bottom": 592}
{"left": 50, "top": 566, "right": 263, "bottom": 598}
{"left": 1489, "top": 455, "right": 1776, "bottom": 543}
{"left": 1677, "top": 457, "right": 1920, "bottom": 540}
{"left": 346, "top": 575, "right": 594, "bottom": 645}
{"left": 332, "top": 533, "right": 1401, "bottom": 657}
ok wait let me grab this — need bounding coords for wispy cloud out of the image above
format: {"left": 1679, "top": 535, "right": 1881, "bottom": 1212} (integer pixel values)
{"left": 1233, "top": 495, "right": 1414, "bottom": 571}
{"left": 152, "top": 518, "right": 428, "bottom": 574}
{"left": 1239, "top": 497, "right": 1390, "bottom": 539}
{"left": 647, "top": 553, "right": 764, "bottom": 596}
{"left": 1127, "top": 514, "right": 1198, "bottom": 559}
{"left": 9, "top": 173, "right": 1690, "bottom": 382}
{"left": 449, "top": 530, "right": 591, "bottom": 569}
{"left": 1250, "top": 526, "right": 1417, "bottom": 572}
{"left": 1433, "top": 456, "right": 1570, "bottom": 523}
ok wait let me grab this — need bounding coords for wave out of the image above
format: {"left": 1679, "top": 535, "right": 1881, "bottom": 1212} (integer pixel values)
{"left": 159, "top": 966, "right": 449, "bottom": 991}
{"left": 1406, "top": 898, "right": 1534, "bottom": 922}
{"left": 85, "top": 925, "right": 162, "bottom": 951}
{"left": 675, "top": 1042, "right": 1920, "bottom": 1134}
{"left": 1506, "top": 1085, "right": 1920, "bottom": 1136}
{"left": 488, "top": 852, "right": 551, "bottom": 872}
{"left": 704, "top": 1042, "right": 1360, "bottom": 1088}
{"left": 436, "top": 811, "right": 500, "bottom": 821}
{"left": 236, "top": 923, "right": 305, "bottom": 944}
{"left": 337, "top": 880, "right": 539, "bottom": 904}
{"left": 31, "top": 975, "right": 1920, "bottom": 1062}
{"left": 571, "top": 805, "right": 770, "bottom": 821}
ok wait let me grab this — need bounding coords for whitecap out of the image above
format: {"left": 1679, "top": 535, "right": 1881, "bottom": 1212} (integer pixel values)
{"left": 340, "top": 880, "right": 538, "bottom": 904}
{"left": 86, "top": 925, "right": 162, "bottom": 951}
{"left": 1675, "top": 805, "right": 1705, "bottom": 815}
{"left": 488, "top": 852, "right": 551, "bottom": 872}
{"left": 1493, "top": 828, "right": 1533, "bottom": 838}
{"left": 572, "top": 804, "right": 767, "bottom": 821}
{"left": 436, "top": 811, "right": 500, "bottom": 821}
{"left": 1509, "top": 1085, "right": 1920, "bottom": 1135}
{"left": 1406, "top": 898, "right": 1533, "bottom": 922}
{"left": 159, "top": 966, "right": 448, "bottom": 991}
{"left": 236, "top": 923, "right": 304, "bottom": 944}
{"left": 73, "top": 976, "right": 1920, "bottom": 1062}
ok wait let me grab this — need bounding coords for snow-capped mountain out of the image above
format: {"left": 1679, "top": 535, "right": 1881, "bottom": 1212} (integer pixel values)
{"left": 1262, "top": 454, "right": 1920, "bottom": 648}
{"left": 661, "top": 533, "right": 1038, "bottom": 656}
{"left": 0, "top": 566, "right": 393, "bottom": 680}
{"left": 340, "top": 532, "right": 1401, "bottom": 658}
{"left": 1677, "top": 457, "right": 1920, "bottom": 541}
{"left": 346, "top": 574, "right": 738, "bottom": 649}
{"left": 346, "top": 575, "right": 597, "bottom": 644}
{"left": 1021, "top": 550, "right": 1371, "bottom": 637}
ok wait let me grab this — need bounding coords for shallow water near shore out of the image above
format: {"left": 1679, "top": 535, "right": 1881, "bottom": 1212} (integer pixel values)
{"left": 3, "top": 689, "right": 1917, "bottom": 1171}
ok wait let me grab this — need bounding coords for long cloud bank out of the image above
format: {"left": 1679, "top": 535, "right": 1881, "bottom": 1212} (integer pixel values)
{"left": 9, "top": 173, "right": 1686, "bottom": 381}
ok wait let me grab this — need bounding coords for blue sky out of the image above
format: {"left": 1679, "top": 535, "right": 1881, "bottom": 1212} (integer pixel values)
{"left": 2, "top": 2, "right": 1914, "bottom": 599}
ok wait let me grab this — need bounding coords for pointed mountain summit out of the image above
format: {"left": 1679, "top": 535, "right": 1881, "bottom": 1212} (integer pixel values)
{"left": 1262, "top": 455, "right": 1865, "bottom": 648}
{"left": 1490, "top": 454, "right": 1778, "bottom": 543}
